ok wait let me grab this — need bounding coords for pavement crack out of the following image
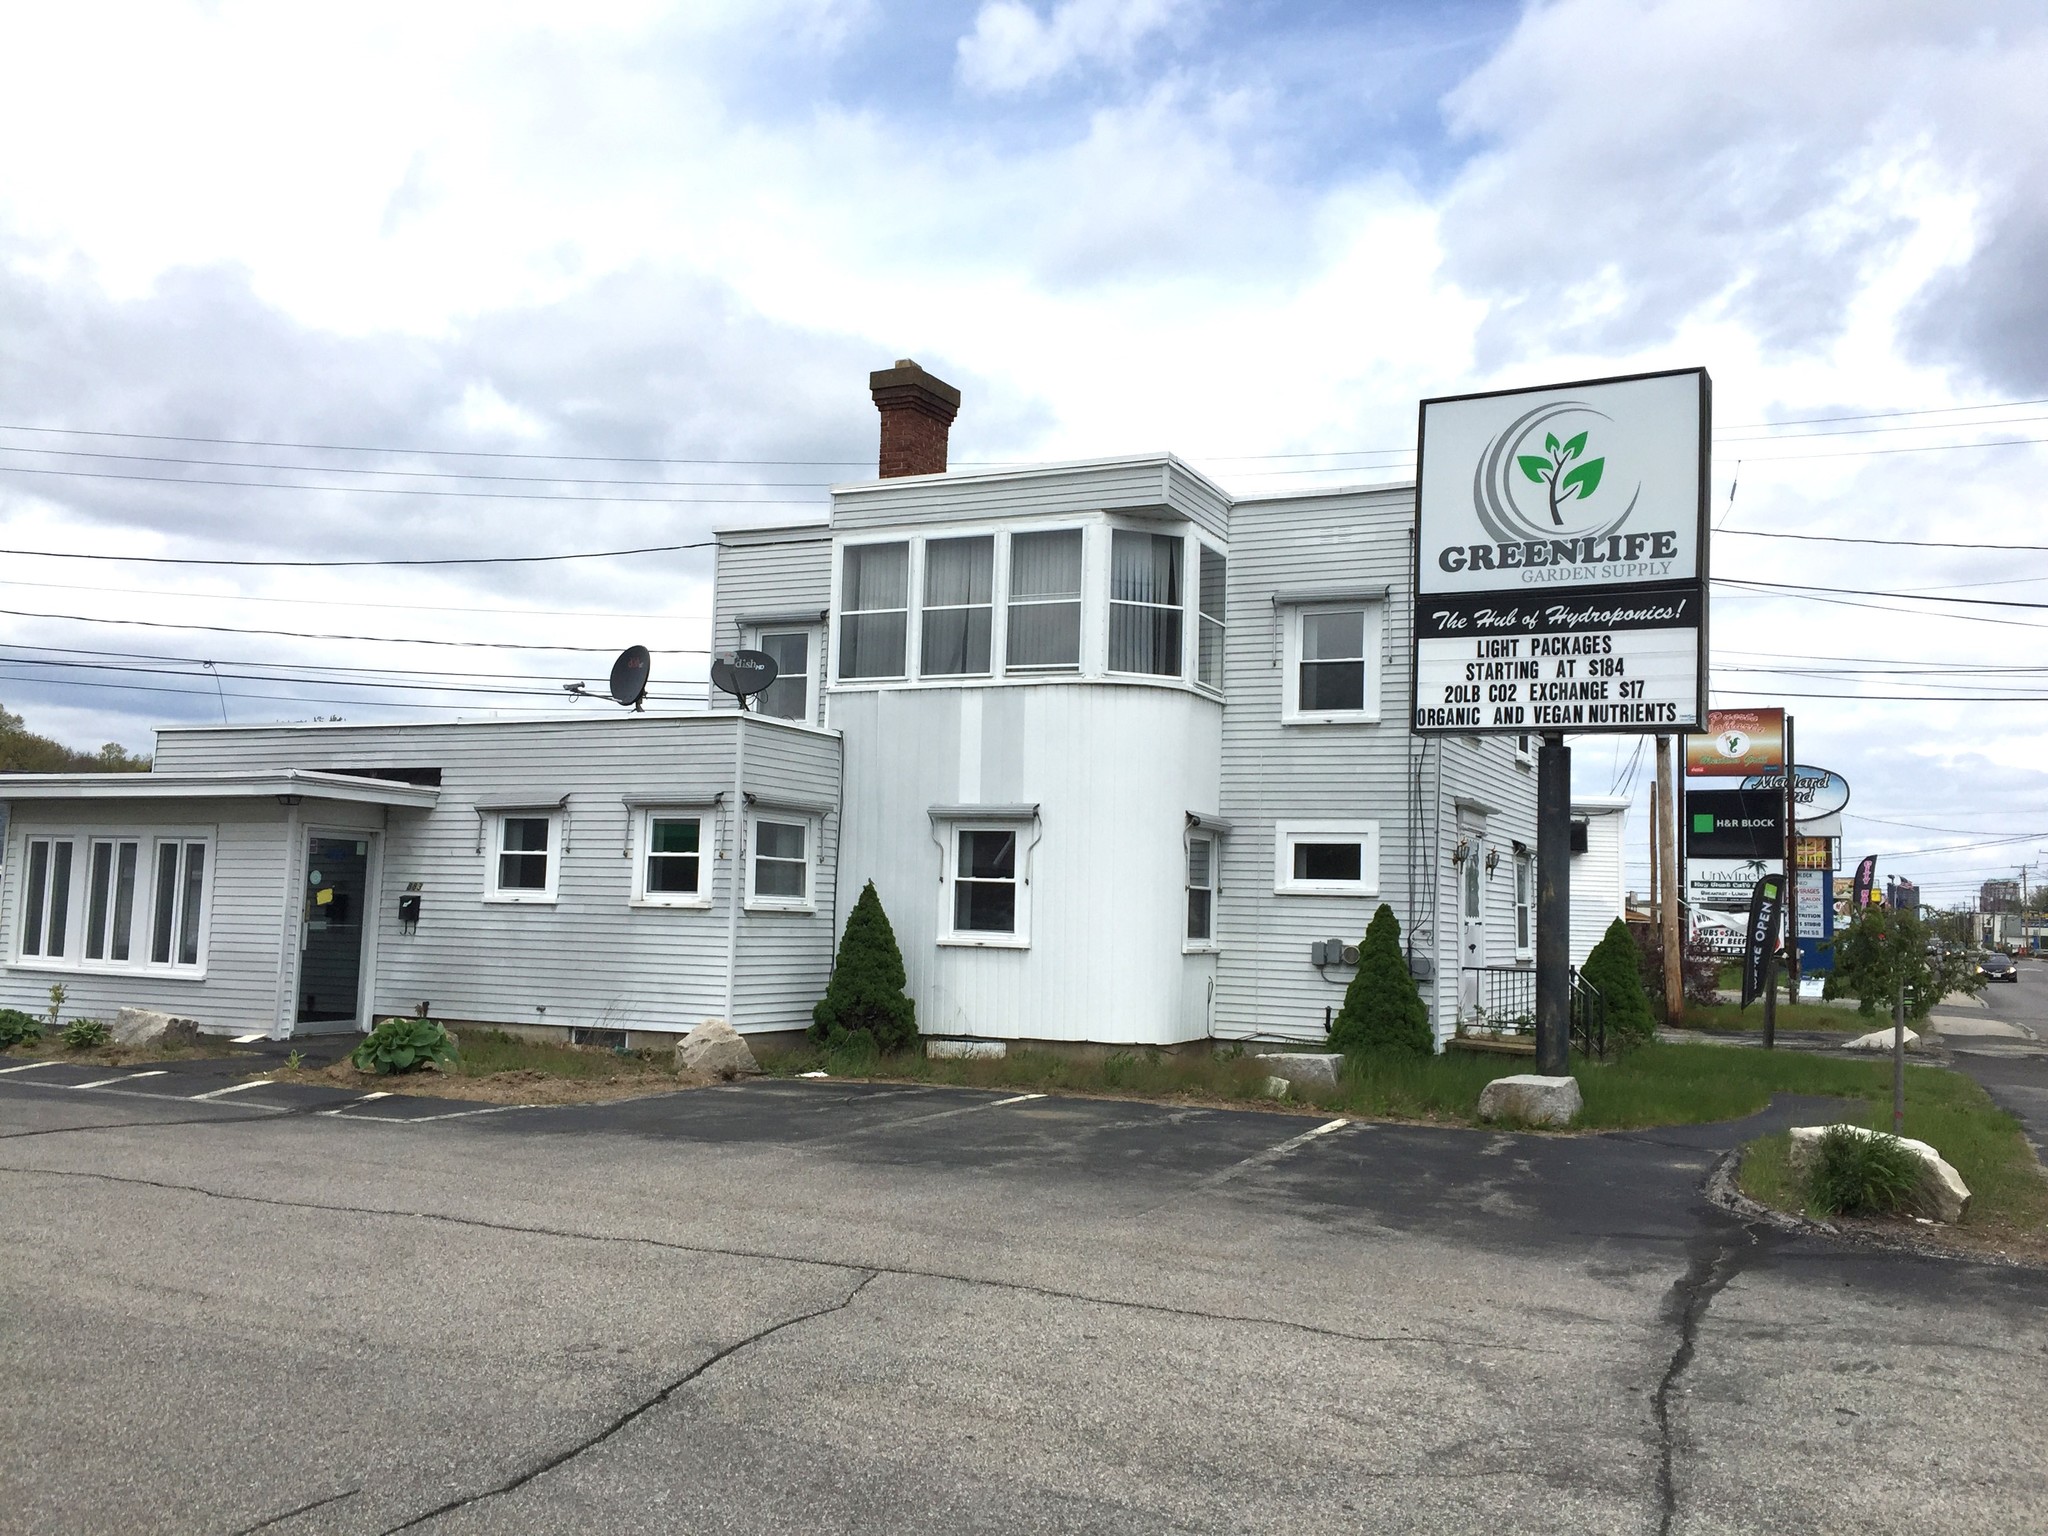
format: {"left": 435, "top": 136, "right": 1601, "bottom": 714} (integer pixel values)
{"left": 376, "top": 1271, "right": 879, "bottom": 1533}
{"left": 228, "top": 1485, "right": 360, "bottom": 1534}
{"left": 0, "top": 1162, "right": 1555, "bottom": 1356}
{"left": 1653, "top": 1218, "right": 1761, "bottom": 1536}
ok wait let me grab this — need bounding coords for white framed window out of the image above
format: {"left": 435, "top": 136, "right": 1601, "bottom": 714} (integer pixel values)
{"left": 632, "top": 811, "right": 709, "bottom": 908}
{"left": 19, "top": 836, "right": 75, "bottom": 959}
{"left": 1196, "top": 545, "right": 1225, "bottom": 692}
{"left": 485, "top": 812, "right": 559, "bottom": 903}
{"left": 752, "top": 629, "right": 816, "bottom": 722}
{"left": 1514, "top": 849, "right": 1534, "bottom": 958}
{"left": 1006, "top": 526, "right": 1084, "bottom": 672}
{"left": 14, "top": 829, "right": 211, "bottom": 973}
{"left": 1463, "top": 841, "right": 1482, "bottom": 921}
{"left": 921, "top": 534, "right": 995, "bottom": 677}
{"left": 1108, "top": 529, "right": 1183, "bottom": 677}
{"left": 1186, "top": 834, "right": 1216, "bottom": 948}
{"left": 1283, "top": 602, "right": 1381, "bottom": 723}
{"left": 1274, "top": 822, "right": 1380, "bottom": 896}
{"left": 839, "top": 541, "right": 910, "bottom": 680}
{"left": 1514, "top": 733, "right": 1534, "bottom": 767}
{"left": 939, "top": 822, "right": 1031, "bottom": 946}
{"left": 747, "top": 815, "right": 814, "bottom": 911}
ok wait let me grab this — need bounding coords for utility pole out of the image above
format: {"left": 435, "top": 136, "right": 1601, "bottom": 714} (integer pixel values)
{"left": 1649, "top": 759, "right": 1662, "bottom": 915}
{"left": 1657, "top": 735, "right": 1682, "bottom": 1023}
{"left": 1536, "top": 733, "right": 1573, "bottom": 1076}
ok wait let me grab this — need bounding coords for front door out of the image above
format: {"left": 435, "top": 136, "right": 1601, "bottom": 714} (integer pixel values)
{"left": 1460, "top": 822, "right": 1486, "bottom": 1017}
{"left": 297, "top": 834, "right": 371, "bottom": 1032}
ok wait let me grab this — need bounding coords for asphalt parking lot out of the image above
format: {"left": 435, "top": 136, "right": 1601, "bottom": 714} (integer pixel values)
{"left": 2, "top": 1063, "right": 2045, "bottom": 1535}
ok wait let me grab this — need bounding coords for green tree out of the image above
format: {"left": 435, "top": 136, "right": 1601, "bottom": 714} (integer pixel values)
{"left": 1327, "top": 904, "right": 1433, "bottom": 1057}
{"left": 0, "top": 704, "right": 151, "bottom": 774}
{"left": 1583, "top": 918, "right": 1656, "bottom": 1044}
{"left": 811, "top": 880, "right": 917, "bottom": 1053}
{"left": 1827, "top": 905, "right": 1983, "bottom": 1020}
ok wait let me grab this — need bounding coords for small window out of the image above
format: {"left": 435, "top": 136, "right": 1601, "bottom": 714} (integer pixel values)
{"left": 19, "top": 837, "right": 73, "bottom": 959}
{"left": 486, "top": 813, "right": 558, "bottom": 902}
{"left": 755, "top": 630, "right": 814, "bottom": 722}
{"left": 1514, "top": 851, "right": 1533, "bottom": 956}
{"left": 749, "top": 817, "right": 811, "bottom": 908}
{"left": 840, "top": 542, "right": 910, "bottom": 680}
{"left": 921, "top": 535, "right": 994, "bottom": 677}
{"left": 1275, "top": 822, "right": 1379, "bottom": 895}
{"left": 1197, "top": 547, "right": 1225, "bottom": 691}
{"left": 635, "top": 812, "right": 707, "bottom": 906}
{"left": 1108, "top": 529, "right": 1183, "bottom": 677}
{"left": 148, "top": 840, "right": 208, "bottom": 968}
{"left": 1463, "top": 844, "right": 1481, "bottom": 921}
{"left": 939, "top": 820, "right": 1031, "bottom": 945}
{"left": 1285, "top": 603, "right": 1378, "bottom": 721}
{"left": 84, "top": 839, "right": 140, "bottom": 962}
{"left": 1186, "top": 835, "right": 1215, "bottom": 945}
{"left": 1515, "top": 733, "right": 1534, "bottom": 766}
{"left": 1007, "top": 528, "right": 1083, "bottom": 671}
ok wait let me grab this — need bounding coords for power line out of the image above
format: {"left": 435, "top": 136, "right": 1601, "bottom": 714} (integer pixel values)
{"left": 0, "top": 666, "right": 645, "bottom": 713}
{"left": 1713, "top": 587, "right": 2048, "bottom": 632}
{"left": 1715, "top": 577, "right": 2048, "bottom": 613}
{"left": 0, "top": 653, "right": 583, "bottom": 699}
{"left": 0, "top": 460, "right": 830, "bottom": 505}
{"left": 0, "top": 638, "right": 604, "bottom": 684}
{"left": 0, "top": 573, "right": 713, "bottom": 623}
{"left": 0, "top": 537, "right": 727, "bottom": 569}
{"left": 1719, "top": 528, "right": 2048, "bottom": 554}
{"left": 0, "top": 603, "right": 707, "bottom": 653}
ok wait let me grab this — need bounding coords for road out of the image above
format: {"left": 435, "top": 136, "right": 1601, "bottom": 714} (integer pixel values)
{"left": 1, "top": 1059, "right": 2044, "bottom": 1535}
{"left": 1936, "top": 961, "right": 2048, "bottom": 1159}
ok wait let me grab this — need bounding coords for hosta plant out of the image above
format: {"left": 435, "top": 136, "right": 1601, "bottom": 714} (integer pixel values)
{"left": 0, "top": 1008, "right": 45, "bottom": 1048}
{"left": 59, "top": 1018, "right": 111, "bottom": 1050}
{"left": 351, "top": 1016, "right": 458, "bottom": 1075}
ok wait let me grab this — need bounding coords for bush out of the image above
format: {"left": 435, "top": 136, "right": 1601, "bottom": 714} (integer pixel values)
{"left": 0, "top": 1008, "right": 43, "bottom": 1048}
{"left": 1327, "top": 905, "right": 1433, "bottom": 1058}
{"left": 351, "top": 1016, "right": 458, "bottom": 1074}
{"left": 1805, "top": 1125, "right": 1922, "bottom": 1217}
{"left": 1584, "top": 918, "right": 1657, "bottom": 1045}
{"left": 1627, "top": 920, "right": 1721, "bottom": 1018}
{"left": 811, "top": 881, "right": 917, "bottom": 1053}
{"left": 59, "top": 1018, "right": 110, "bottom": 1050}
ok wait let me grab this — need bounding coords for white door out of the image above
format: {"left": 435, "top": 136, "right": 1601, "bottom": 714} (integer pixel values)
{"left": 1460, "top": 822, "right": 1486, "bottom": 1016}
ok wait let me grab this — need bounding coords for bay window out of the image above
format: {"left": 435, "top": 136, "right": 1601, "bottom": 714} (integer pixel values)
{"left": 1108, "top": 530, "right": 1183, "bottom": 677}
{"left": 1197, "top": 546, "right": 1225, "bottom": 691}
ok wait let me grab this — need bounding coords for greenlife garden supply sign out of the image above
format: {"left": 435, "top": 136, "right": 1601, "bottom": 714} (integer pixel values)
{"left": 1411, "top": 368, "right": 1710, "bottom": 734}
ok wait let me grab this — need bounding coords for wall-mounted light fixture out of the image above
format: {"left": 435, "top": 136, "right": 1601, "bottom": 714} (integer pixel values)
{"left": 1485, "top": 847, "right": 1501, "bottom": 876}
{"left": 1452, "top": 837, "right": 1471, "bottom": 864}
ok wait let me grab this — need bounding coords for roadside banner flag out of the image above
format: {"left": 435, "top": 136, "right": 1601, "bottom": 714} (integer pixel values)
{"left": 1852, "top": 855, "right": 1876, "bottom": 910}
{"left": 1741, "top": 875, "right": 1784, "bottom": 1010}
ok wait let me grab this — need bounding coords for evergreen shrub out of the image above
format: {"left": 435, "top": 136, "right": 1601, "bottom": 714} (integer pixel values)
{"left": 1585, "top": 918, "right": 1657, "bottom": 1044}
{"left": 811, "top": 881, "right": 917, "bottom": 1053}
{"left": 1327, "top": 904, "right": 1433, "bottom": 1058}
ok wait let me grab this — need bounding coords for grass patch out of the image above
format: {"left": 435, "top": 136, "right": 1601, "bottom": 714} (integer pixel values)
{"left": 447, "top": 1029, "right": 675, "bottom": 1081}
{"left": 759, "top": 1039, "right": 1999, "bottom": 1134}
{"left": 1675, "top": 1001, "right": 1876, "bottom": 1034}
{"left": 1737, "top": 1074, "right": 2048, "bottom": 1255}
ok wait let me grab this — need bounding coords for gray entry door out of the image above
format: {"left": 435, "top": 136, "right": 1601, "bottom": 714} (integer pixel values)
{"left": 297, "top": 834, "right": 370, "bottom": 1031}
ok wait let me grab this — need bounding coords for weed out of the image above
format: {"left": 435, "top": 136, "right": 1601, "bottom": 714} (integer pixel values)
{"left": 46, "top": 983, "right": 66, "bottom": 1033}
{"left": 59, "top": 1017, "right": 110, "bottom": 1050}
{"left": 285, "top": 1049, "right": 304, "bottom": 1070}
{"left": 1805, "top": 1125, "right": 1922, "bottom": 1217}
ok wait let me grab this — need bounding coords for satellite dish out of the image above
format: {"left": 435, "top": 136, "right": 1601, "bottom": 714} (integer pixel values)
{"left": 609, "top": 645, "right": 652, "bottom": 710}
{"left": 711, "top": 648, "right": 778, "bottom": 709}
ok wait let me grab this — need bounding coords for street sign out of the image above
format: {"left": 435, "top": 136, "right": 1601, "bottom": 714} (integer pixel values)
{"left": 1411, "top": 367, "right": 1709, "bottom": 734}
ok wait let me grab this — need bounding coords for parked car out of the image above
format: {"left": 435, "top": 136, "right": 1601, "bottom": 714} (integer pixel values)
{"left": 1978, "top": 951, "right": 2019, "bottom": 983}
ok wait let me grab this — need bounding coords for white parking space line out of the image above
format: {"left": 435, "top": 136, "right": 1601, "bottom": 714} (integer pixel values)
{"left": 1201, "top": 1118, "right": 1357, "bottom": 1189}
{"left": 386, "top": 1103, "right": 539, "bottom": 1123}
{"left": 230, "top": 1033, "right": 269, "bottom": 1043}
{"left": 988, "top": 1093, "right": 1047, "bottom": 1107}
{"left": 188, "top": 1080, "right": 272, "bottom": 1102}
{"left": 71, "top": 1070, "right": 169, "bottom": 1091}
{"left": 313, "top": 1097, "right": 389, "bottom": 1122}
{"left": 0, "top": 1061, "right": 59, "bottom": 1076}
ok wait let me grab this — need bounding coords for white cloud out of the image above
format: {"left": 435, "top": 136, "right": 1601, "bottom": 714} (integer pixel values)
{"left": 956, "top": 0, "right": 1196, "bottom": 94}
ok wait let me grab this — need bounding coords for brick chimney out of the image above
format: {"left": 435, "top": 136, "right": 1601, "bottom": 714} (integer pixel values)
{"left": 869, "top": 358, "right": 961, "bottom": 478}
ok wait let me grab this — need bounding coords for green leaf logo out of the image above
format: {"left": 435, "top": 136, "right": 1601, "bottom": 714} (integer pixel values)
{"left": 1518, "top": 455, "right": 1551, "bottom": 483}
{"left": 1559, "top": 457, "right": 1604, "bottom": 502}
{"left": 1562, "top": 431, "right": 1587, "bottom": 460}
{"left": 1544, "top": 432, "right": 1560, "bottom": 454}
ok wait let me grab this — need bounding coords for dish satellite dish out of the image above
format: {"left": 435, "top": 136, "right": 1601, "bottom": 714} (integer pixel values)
{"left": 711, "top": 648, "right": 778, "bottom": 711}
{"left": 609, "top": 645, "right": 652, "bottom": 710}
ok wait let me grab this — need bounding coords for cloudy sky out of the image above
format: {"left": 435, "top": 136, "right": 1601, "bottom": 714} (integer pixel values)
{"left": 3, "top": 0, "right": 2046, "bottom": 906}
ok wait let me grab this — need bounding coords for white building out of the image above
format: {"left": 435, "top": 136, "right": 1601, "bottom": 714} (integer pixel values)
{"left": 0, "top": 362, "right": 1537, "bottom": 1048}
{"left": 1569, "top": 794, "right": 1630, "bottom": 966}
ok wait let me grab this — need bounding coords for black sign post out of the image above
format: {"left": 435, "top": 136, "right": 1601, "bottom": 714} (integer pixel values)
{"left": 1536, "top": 735, "right": 1572, "bottom": 1075}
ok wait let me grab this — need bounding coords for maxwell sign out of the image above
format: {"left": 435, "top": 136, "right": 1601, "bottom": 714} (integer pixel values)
{"left": 1411, "top": 368, "right": 1710, "bottom": 735}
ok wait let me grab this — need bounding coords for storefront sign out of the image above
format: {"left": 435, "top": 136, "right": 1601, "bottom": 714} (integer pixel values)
{"left": 1685, "top": 788, "right": 1786, "bottom": 859}
{"left": 1685, "top": 708, "right": 1784, "bottom": 775}
{"left": 1740, "top": 764, "right": 1850, "bottom": 821}
{"left": 1687, "top": 856, "right": 1780, "bottom": 909}
{"left": 1411, "top": 368, "right": 1709, "bottom": 734}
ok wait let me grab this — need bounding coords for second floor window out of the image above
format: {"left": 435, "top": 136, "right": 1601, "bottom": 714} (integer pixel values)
{"left": 1197, "top": 546, "right": 1225, "bottom": 690}
{"left": 841, "top": 542, "right": 909, "bottom": 680}
{"left": 1109, "top": 529, "right": 1182, "bottom": 677}
{"left": 755, "top": 630, "right": 812, "bottom": 721}
{"left": 921, "top": 535, "right": 993, "bottom": 676}
{"left": 1006, "top": 528, "right": 1083, "bottom": 670}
